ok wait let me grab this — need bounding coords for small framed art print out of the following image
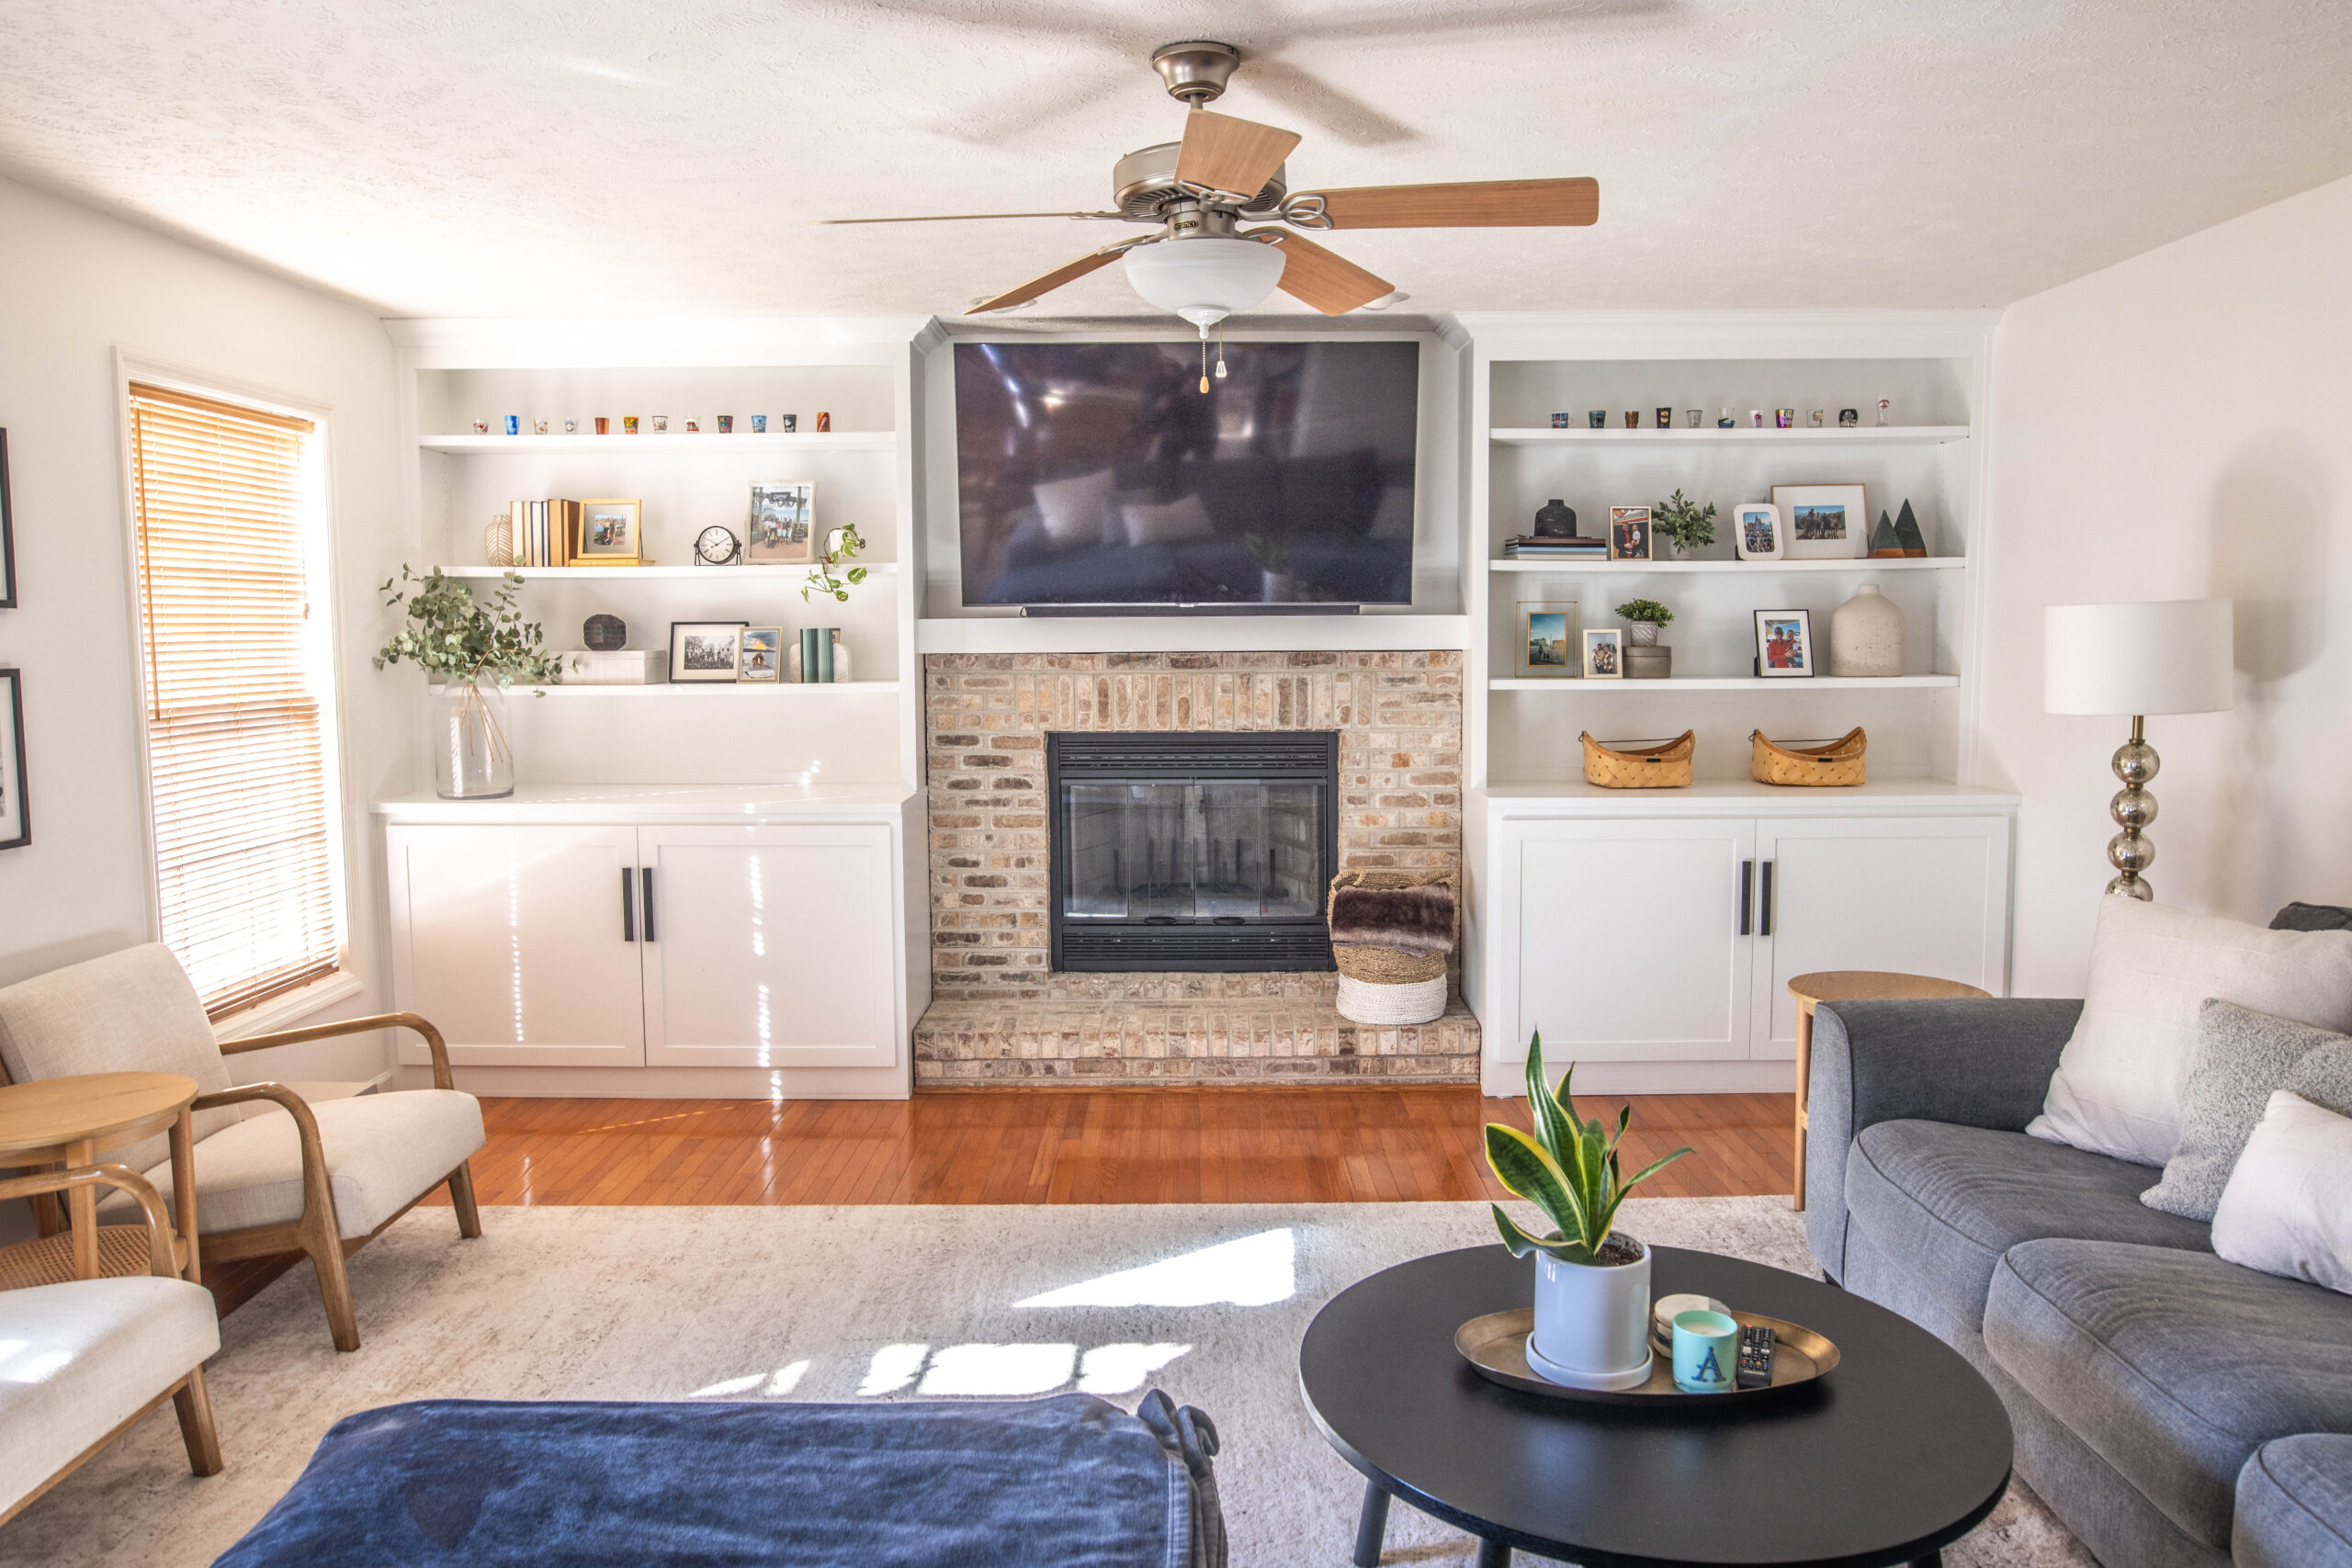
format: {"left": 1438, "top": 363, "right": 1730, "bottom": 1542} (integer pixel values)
{"left": 1581, "top": 627, "right": 1624, "bottom": 680}
{"left": 670, "top": 621, "right": 749, "bottom": 682}
{"left": 0, "top": 430, "right": 15, "bottom": 608}
{"left": 575, "top": 499, "right": 645, "bottom": 564}
{"left": 1754, "top": 610, "right": 1815, "bottom": 677}
{"left": 1608, "top": 505, "right": 1652, "bottom": 561}
{"left": 1732, "top": 502, "right": 1783, "bottom": 562}
{"left": 747, "top": 481, "right": 815, "bottom": 564}
{"left": 1770, "top": 484, "right": 1866, "bottom": 560}
{"left": 0, "top": 668, "right": 26, "bottom": 850}
{"left": 736, "top": 626, "right": 784, "bottom": 682}
{"left": 1516, "top": 601, "right": 1580, "bottom": 678}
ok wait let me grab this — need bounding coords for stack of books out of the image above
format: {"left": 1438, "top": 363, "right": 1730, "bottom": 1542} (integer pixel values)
{"left": 1502, "top": 534, "right": 1610, "bottom": 560}
{"left": 509, "top": 500, "right": 582, "bottom": 567}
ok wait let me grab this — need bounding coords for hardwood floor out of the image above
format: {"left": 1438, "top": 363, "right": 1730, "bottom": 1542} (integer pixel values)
{"left": 205, "top": 1089, "right": 1793, "bottom": 1315}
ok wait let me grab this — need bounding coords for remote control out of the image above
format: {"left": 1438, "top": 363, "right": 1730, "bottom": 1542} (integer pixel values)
{"left": 1736, "top": 1325, "right": 1775, "bottom": 1389}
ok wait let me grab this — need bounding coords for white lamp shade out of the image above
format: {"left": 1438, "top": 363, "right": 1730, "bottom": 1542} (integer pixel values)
{"left": 1122, "top": 238, "right": 1286, "bottom": 330}
{"left": 2044, "top": 599, "right": 2234, "bottom": 716}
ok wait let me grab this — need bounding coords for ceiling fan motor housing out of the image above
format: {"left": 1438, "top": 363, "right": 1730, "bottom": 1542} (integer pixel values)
{"left": 1150, "top": 40, "right": 1239, "bottom": 104}
{"left": 1114, "top": 142, "right": 1287, "bottom": 220}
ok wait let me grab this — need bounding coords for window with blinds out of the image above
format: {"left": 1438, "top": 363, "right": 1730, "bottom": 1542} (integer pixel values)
{"left": 127, "top": 382, "right": 343, "bottom": 1019}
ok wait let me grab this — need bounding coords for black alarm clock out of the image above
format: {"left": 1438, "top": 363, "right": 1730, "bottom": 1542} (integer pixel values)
{"left": 695, "top": 525, "right": 742, "bottom": 566}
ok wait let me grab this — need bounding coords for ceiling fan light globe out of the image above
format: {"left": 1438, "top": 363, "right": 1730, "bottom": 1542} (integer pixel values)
{"left": 1121, "top": 237, "right": 1285, "bottom": 328}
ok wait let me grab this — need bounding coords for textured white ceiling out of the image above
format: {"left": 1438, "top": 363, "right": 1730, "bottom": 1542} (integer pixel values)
{"left": 4, "top": 0, "right": 2349, "bottom": 320}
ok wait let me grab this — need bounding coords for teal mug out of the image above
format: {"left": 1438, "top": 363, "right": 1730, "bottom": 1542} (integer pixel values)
{"left": 1672, "top": 1310, "right": 1740, "bottom": 1393}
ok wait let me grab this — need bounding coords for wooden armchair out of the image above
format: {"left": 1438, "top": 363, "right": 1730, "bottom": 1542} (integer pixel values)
{"left": 0, "top": 1164, "right": 222, "bottom": 1525}
{"left": 0, "top": 945, "right": 484, "bottom": 1352}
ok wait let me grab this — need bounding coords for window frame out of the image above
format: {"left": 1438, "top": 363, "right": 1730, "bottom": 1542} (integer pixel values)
{"left": 111, "top": 349, "right": 356, "bottom": 1027}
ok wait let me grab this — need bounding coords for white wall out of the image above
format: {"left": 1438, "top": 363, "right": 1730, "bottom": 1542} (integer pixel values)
{"left": 0, "top": 176, "right": 404, "bottom": 1081}
{"left": 1978, "top": 173, "right": 2352, "bottom": 994}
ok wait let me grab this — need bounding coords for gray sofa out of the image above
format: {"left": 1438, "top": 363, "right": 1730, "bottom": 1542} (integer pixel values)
{"left": 1805, "top": 996, "right": 2352, "bottom": 1568}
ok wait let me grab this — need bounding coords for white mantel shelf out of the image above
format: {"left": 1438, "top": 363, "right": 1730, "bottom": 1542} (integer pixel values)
{"left": 438, "top": 563, "right": 899, "bottom": 581}
{"left": 373, "top": 783, "right": 918, "bottom": 825}
{"left": 418, "top": 432, "right": 896, "bottom": 454}
{"left": 1480, "top": 778, "right": 2019, "bottom": 815}
{"left": 1490, "top": 425, "right": 1972, "bottom": 446}
{"left": 916, "top": 614, "right": 1470, "bottom": 654}
{"left": 1489, "top": 558, "right": 1963, "bottom": 574}
{"left": 459, "top": 682, "right": 903, "bottom": 698}
{"left": 1491, "top": 674, "right": 1960, "bottom": 691}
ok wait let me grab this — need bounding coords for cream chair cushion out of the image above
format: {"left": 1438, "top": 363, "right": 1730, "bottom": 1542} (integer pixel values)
{"left": 0, "top": 1275, "right": 220, "bottom": 1518}
{"left": 0, "top": 943, "right": 262, "bottom": 1173}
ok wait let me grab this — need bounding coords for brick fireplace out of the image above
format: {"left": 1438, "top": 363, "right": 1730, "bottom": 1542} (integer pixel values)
{"left": 913, "top": 650, "right": 1477, "bottom": 1086}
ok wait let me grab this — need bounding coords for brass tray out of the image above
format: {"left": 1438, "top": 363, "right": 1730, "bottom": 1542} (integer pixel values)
{"left": 1454, "top": 1308, "right": 1840, "bottom": 1404}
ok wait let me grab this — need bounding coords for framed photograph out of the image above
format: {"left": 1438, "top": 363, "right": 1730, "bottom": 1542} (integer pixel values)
{"left": 1608, "top": 505, "right": 1652, "bottom": 561}
{"left": 670, "top": 620, "right": 749, "bottom": 682}
{"left": 747, "top": 481, "right": 816, "bottom": 564}
{"left": 0, "top": 430, "right": 15, "bottom": 608}
{"left": 1581, "top": 627, "right": 1624, "bottom": 680}
{"left": 0, "top": 669, "right": 25, "bottom": 850}
{"left": 1770, "top": 484, "right": 1867, "bottom": 560}
{"left": 1515, "top": 601, "right": 1581, "bottom": 679}
{"left": 1754, "top": 610, "right": 1815, "bottom": 678}
{"left": 1732, "top": 502, "right": 1784, "bottom": 562}
{"left": 736, "top": 626, "right": 784, "bottom": 682}
{"left": 575, "top": 499, "right": 645, "bottom": 564}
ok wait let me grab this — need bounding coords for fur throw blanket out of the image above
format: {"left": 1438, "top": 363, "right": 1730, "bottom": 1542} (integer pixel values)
{"left": 1329, "top": 882, "right": 1456, "bottom": 956}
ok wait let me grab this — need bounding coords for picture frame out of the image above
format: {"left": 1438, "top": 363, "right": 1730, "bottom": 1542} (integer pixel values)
{"left": 1754, "top": 610, "right": 1816, "bottom": 678}
{"left": 0, "top": 430, "right": 15, "bottom": 608}
{"left": 1515, "top": 601, "right": 1581, "bottom": 679}
{"left": 747, "top": 481, "right": 816, "bottom": 564}
{"left": 574, "top": 498, "right": 645, "bottom": 564}
{"left": 1608, "top": 505, "right": 1652, "bottom": 561}
{"left": 1581, "top": 627, "right": 1624, "bottom": 680}
{"left": 1770, "top": 484, "right": 1867, "bottom": 560}
{"left": 1732, "top": 502, "right": 1784, "bottom": 562}
{"left": 670, "top": 620, "right": 749, "bottom": 682}
{"left": 736, "top": 626, "right": 784, "bottom": 682}
{"left": 0, "top": 668, "right": 26, "bottom": 850}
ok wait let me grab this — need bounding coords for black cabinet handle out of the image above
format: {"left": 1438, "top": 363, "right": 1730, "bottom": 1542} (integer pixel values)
{"left": 1738, "top": 860, "right": 1754, "bottom": 937}
{"left": 621, "top": 868, "right": 637, "bottom": 942}
{"left": 1760, "top": 861, "right": 1776, "bottom": 937}
{"left": 640, "top": 867, "right": 656, "bottom": 942}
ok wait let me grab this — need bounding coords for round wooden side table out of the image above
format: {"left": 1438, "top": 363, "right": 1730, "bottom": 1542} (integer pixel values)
{"left": 0, "top": 1072, "right": 201, "bottom": 1284}
{"left": 1787, "top": 971, "right": 1990, "bottom": 1213}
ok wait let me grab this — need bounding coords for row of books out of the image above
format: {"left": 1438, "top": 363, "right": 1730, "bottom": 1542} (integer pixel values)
{"left": 1502, "top": 534, "right": 1609, "bottom": 558}
{"left": 510, "top": 499, "right": 582, "bottom": 567}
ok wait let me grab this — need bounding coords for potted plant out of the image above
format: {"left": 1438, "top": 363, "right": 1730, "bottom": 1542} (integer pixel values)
{"left": 1246, "top": 531, "right": 1295, "bottom": 603}
{"left": 1613, "top": 597, "right": 1674, "bottom": 648}
{"left": 375, "top": 568, "right": 559, "bottom": 799}
{"left": 1487, "top": 1032, "right": 1690, "bottom": 1389}
{"left": 1652, "top": 489, "right": 1717, "bottom": 559}
{"left": 804, "top": 523, "right": 871, "bottom": 604}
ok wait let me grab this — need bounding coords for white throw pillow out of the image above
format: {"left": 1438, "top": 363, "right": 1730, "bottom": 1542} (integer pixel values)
{"left": 1033, "top": 469, "right": 1115, "bottom": 546}
{"left": 2026, "top": 899, "right": 2352, "bottom": 1167}
{"left": 2212, "top": 1090, "right": 2352, "bottom": 1294}
{"left": 1122, "top": 494, "right": 1216, "bottom": 547}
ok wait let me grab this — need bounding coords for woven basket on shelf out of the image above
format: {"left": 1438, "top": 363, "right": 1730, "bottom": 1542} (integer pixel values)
{"left": 1580, "top": 731, "right": 1695, "bottom": 789}
{"left": 1751, "top": 728, "right": 1867, "bottom": 786}
{"left": 1327, "top": 870, "right": 1458, "bottom": 1024}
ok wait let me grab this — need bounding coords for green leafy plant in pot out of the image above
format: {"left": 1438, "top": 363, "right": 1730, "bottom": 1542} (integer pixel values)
{"left": 1613, "top": 597, "right": 1674, "bottom": 649}
{"left": 1652, "top": 489, "right": 1717, "bottom": 559}
{"left": 375, "top": 568, "right": 559, "bottom": 800}
{"left": 1487, "top": 1032, "right": 1690, "bottom": 1388}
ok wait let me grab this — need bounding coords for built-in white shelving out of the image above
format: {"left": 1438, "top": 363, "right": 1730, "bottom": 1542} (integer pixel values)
{"left": 1487, "top": 557, "right": 1963, "bottom": 575}
{"left": 1489, "top": 425, "right": 1971, "bottom": 446}
{"left": 418, "top": 432, "right": 897, "bottom": 455}
{"left": 437, "top": 563, "right": 900, "bottom": 581}
{"left": 1489, "top": 674, "right": 1960, "bottom": 692}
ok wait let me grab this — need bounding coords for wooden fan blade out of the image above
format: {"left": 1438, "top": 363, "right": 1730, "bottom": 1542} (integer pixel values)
{"left": 820, "top": 210, "right": 1124, "bottom": 225}
{"left": 1263, "top": 232, "right": 1395, "bottom": 316}
{"left": 965, "top": 245, "right": 1133, "bottom": 313}
{"left": 1174, "top": 110, "right": 1303, "bottom": 197}
{"left": 1314, "top": 177, "right": 1599, "bottom": 229}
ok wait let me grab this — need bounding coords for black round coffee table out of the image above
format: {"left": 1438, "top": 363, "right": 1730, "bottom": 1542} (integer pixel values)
{"left": 1299, "top": 1246, "right": 2011, "bottom": 1567}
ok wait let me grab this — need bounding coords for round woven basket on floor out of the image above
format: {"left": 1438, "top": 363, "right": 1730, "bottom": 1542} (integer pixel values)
{"left": 1328, "top": 870, "right": 1458, "bottom": 1026}
{"left": 1337, "top": 972, "right": 1449, "bottom": 1026}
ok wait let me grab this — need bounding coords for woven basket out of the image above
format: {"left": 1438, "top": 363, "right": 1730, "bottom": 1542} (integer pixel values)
{"left": 1751, "top": 728, "right": 1867, "bottom": 786}
{"left": 1580, "top": 731, "right": 1695, "bottom": 789}
{"left": 1327, "top": 870, "right": 1457, "bottom": 991}
{"left": 1337, "top": 973, "right": 1448, "bottom": 1026}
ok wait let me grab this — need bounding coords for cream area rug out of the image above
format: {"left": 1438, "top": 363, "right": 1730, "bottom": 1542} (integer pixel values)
{"left": 4, "top": 1199, "right": 2093, "bottom": 1568}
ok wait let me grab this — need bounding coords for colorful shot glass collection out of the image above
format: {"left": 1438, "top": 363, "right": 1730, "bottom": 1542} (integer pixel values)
{"left": 471, "top": 412, "right": 828, "bottom": 435}
{"left": 1552, "top": 400, "right": 1893, "bottom": 431}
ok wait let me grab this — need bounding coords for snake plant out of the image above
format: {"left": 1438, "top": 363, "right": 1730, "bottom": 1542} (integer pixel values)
{"left": 1486, "top": 1032, "right": 1691, "bottom": 1265}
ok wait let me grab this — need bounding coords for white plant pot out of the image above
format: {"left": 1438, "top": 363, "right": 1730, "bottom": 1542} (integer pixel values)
{"left": 1526, "top": 1237, "right": 1653, "bottom": 1391}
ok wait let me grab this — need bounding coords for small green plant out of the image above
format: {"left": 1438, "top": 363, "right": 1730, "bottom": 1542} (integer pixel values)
{"left": 1486, "top": 1033, "right": 1691, "bottom": 1265}
{"left": 1652, "top": 489, "right": 1717, "bottom": 552}
{"left": 1613, "top": 598, "right": 1674, "bottom": 626}
{"left": 374, "top": 567, "right": 558, "bottom": 689}
{"left": 1245, "top": 531, "right": 1290, "bottom": 574}
{"left": 802, "top": 524, "right": 870, "bottom": 604}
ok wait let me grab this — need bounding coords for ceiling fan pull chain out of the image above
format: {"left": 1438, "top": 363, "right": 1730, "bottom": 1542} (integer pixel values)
{"left": 1200, "top": 330, "right": 1210, "bottom": 394}
{"left": 1215, "top": 322, "right": 1227, "bottom": 380}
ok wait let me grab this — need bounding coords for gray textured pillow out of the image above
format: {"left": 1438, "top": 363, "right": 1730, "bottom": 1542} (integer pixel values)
{"left": 2286, "top": 1039, "right": 2352, "bottom": 1116}
{"left": 2142, "top": 999, "right": 2351, "bottom": 1220}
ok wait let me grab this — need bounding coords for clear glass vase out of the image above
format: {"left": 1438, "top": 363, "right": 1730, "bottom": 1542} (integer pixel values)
{"left": 434, "top": 676, "right": 514, "bottom": 798}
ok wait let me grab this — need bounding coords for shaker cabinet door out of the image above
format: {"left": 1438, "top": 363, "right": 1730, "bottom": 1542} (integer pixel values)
{"left": 386, "top": 824, "right": 648, "bottom": 1068}
{"left": 638, "top": 825, "right": 900, "bottom": 1069}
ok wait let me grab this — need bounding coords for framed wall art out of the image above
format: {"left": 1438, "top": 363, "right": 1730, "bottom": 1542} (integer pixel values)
{"left": 1515, "top": 601, "right": 1580, "bottom": 678}
{"left": 0, "top": 668, "right": 25, "bottom": 850}
{"left": 670, "top": 621, "right": 748, "bottom": 682}
{"left": 1732, "top": 502, "right": 1783, "bottom": 562}
{"left": 0, "top": 430, "right": 14, "bottom": 608}
{"left": 575, "top": 499, "right": 645, "bottom": 565}
{"left": 1770, "top": 484, "right": 1867, "bottom": 560}
{"left": 747, "top": 481, "right": 815, "bottom": 564}
{"left": 1754, "top": 610, "right": 1816, "bottom": 678}
{"left": 1581, "top": 627, "right": 1624, "bottom": 680}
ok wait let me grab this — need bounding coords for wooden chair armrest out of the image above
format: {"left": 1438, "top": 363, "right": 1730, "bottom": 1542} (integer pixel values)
{"left": 192, "top": 1081, "right": 335, "bottom": 1235}
{"left": 0, "top": 1165, "right": 178, "bottom": 1277}
{"left": 220, "top": 1010, "right": 456, "bottom": 1089}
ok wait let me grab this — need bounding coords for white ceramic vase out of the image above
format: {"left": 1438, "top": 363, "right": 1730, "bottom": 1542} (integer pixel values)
{"left": 1829, "top": 583, "right": 1905, "bottom": 678}
{"left": 1527, "top": 1237, "right": 1653, "bottom": 1390}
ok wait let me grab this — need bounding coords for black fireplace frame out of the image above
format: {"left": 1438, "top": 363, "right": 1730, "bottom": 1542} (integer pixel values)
{"left": 1046, "top": 731, "right": 1340, "bottom": 972}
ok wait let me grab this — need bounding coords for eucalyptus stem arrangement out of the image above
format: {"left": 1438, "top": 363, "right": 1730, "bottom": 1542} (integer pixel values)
{"left": 803, "top": 524, "right": 870, "bottom": 604}
{"left": 1486, "top": 1032, "right": 1691, "bottom": 1266}
{"left": 375, "top": 568, "right": 559, "bottom": 798}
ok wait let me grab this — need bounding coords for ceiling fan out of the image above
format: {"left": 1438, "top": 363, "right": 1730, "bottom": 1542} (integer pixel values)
{"left": 824, "top": 40, "right": 1598, "bottom": 335}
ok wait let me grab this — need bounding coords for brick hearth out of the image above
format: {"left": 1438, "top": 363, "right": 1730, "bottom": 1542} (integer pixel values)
{"left": 913, "top": 650, "right": 1476, "bottom": 1087}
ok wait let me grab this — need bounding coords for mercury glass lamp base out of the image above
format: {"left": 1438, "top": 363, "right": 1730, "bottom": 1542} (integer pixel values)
{"left": 2105, "top": 717, "right": 2159, "bottom": 900}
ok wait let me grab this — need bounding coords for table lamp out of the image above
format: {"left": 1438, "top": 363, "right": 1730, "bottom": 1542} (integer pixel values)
{"left": 2044, "top": 600, "right": 2233, "bottom": 900}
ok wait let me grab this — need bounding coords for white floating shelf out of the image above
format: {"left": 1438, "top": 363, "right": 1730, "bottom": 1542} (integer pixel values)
{"left": 1489, "top": 557, "right": 1963, "bottom": 574}
{"left": 418, "top": 432, "right": 897, "bottom": 455}
{"left": 1490, "top": 425, "right": 1972, "bottom": 446}
{"left": 436, "top": 563, "right": 899, "bottom": 581}
{"left": 438, "top": 682, "right": 902, "bottom": 698}
{"left": 1490, "top": 675, "right": 1960, "bottom": 692}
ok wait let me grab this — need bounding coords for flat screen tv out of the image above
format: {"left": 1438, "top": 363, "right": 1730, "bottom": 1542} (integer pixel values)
{"left": 955, "top": 340, "right": 1419, "bottom": 608}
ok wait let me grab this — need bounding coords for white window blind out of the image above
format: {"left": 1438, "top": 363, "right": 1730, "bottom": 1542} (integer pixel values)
{"left": 128, "top": 382, "right": 342, "bottom": 1019}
